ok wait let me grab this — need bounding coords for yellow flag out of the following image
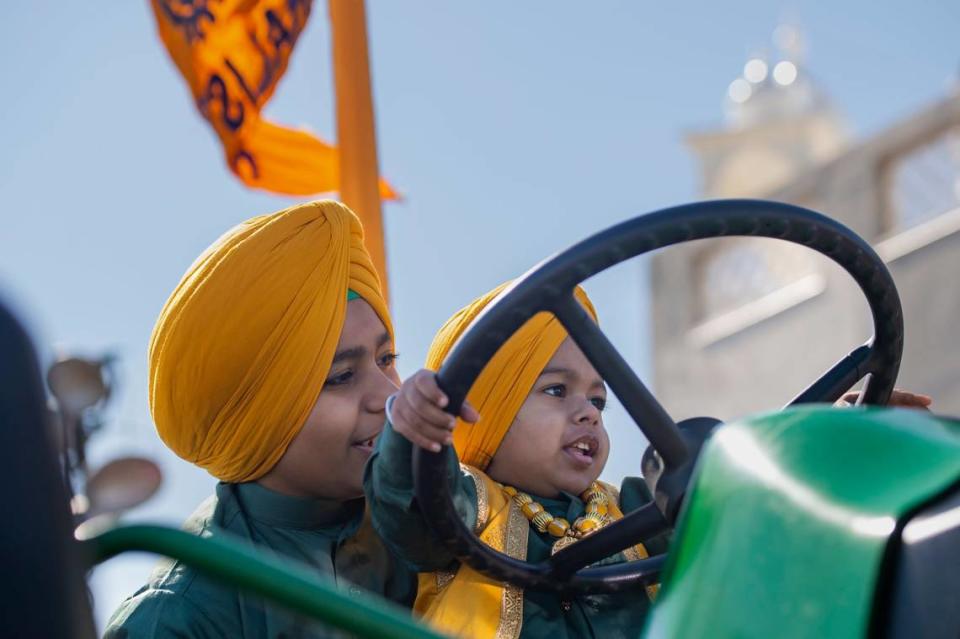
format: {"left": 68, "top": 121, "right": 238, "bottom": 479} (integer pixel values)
{"left": 150, "top": 0, "right": 397, "bottom": 198}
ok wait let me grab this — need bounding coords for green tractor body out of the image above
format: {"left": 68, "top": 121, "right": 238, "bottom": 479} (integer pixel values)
{"left": 645, "top": 407, "right": 960, "bottom": 638}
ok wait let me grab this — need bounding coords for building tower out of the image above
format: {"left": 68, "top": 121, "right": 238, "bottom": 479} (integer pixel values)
{"left": 687, "top": 25, "right": 848, "bottom": 198}
{"left": 649, "top": 27, "right": 960, "bottom": 419}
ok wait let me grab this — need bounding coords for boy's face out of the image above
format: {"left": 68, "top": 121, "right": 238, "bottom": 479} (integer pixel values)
{"left": 258, "top": 299, "right": 400, "bottom": 500}
{"left": 486, "top": 337, "right": 610, "bottom": 498}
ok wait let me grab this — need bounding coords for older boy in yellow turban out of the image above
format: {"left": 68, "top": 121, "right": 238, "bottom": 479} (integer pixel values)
{"left": 364, "top": 283, "right": 667, "bottom": 639}
{"left": 105, "top": 201, "right": 416, "bottom": 638}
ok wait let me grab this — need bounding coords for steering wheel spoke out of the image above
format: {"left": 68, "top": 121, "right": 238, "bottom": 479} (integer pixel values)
{"left": 553, "top": 294, "right": 687, "bottom": 469}
{"left": 546, "top": 501, "right": 669, "bottom": 578}
{"left": 788, "top": 343, "right": 873, "bottom": 406}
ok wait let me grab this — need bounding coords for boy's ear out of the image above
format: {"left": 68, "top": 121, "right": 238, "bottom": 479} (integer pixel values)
{"left": 641, "top": 446, "right": 663, "bottom": 496}
{"left": 642, "top": 416, "right": 721, "bottom": 498}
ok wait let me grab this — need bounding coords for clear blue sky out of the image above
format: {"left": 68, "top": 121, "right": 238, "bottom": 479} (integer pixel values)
{"left": 1, "top": 0, "right": 956, "bottom": 627}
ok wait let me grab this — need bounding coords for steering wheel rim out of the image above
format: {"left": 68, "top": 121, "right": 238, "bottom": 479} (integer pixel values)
{"left": 414, "top": 199, "right": 903, "bottom": 594}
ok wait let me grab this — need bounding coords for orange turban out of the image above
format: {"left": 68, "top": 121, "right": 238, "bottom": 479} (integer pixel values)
{"left": 425, "top": 283, "right": 597, "bottom": 470}
{"left": 148, "top": 200, "right": 391, "bottom": 482}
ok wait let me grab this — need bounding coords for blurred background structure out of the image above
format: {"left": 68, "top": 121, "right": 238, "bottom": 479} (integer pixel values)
{"left": 1, "top": 1, "right": 957, "bottom": 631}
{"left": 653, "top": 26, "right": 960, "bottom": 418}
{"left": 46, "top": 353, "right": 162, "bottom": 529}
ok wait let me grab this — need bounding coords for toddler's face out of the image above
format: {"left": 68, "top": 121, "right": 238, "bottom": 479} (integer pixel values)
{"left": 486, "top": 337, "right": 610, "bottom": 498}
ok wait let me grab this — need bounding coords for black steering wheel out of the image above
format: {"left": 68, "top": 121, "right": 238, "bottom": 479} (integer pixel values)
{"left": 413, "top": 199, "right": 903, "bottom": 595}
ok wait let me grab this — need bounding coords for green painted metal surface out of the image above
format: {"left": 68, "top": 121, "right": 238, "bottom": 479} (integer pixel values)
{"left": 644, "top": 407, "right": 960, "bottom": 639}
{"left": 85, "top": 524, "right": 445, "bottom": 639}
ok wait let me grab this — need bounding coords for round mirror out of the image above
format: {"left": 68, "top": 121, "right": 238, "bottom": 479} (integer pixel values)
{"left": 85, "top": 456, "right": 162, "bottom": 517}
{"left": 47, "top": 357, "right": 108, "bottom": 414}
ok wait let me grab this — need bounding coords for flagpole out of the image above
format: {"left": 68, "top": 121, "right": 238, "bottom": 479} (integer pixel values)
{"left": 329, "top": 0, "right": 390, "bottom": 300}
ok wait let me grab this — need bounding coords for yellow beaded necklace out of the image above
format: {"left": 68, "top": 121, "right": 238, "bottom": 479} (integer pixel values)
{"left": 501, "top": 482, "right": 613, "bottom": 555}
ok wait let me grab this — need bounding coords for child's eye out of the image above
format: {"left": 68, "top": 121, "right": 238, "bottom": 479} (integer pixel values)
{"left": 325, "top": 369, "right": 354, "bottom": 386}
{"left": 379, "top": 352, "right": 399, "bottom": 368}
{"left": 590, "top": 396, "right": 607, "bottom": 411}
{"left": 543, "top": 384, "right": 566, "bottom": 398}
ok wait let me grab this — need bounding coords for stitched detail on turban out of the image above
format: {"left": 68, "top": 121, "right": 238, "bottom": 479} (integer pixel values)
{"left": 425, "top": 283, "right": 597, "bottom": 470}
{"left": 148, "top": 200, "right": 391, "bottom": 482}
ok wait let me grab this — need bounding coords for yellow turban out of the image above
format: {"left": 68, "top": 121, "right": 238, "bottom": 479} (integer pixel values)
{"left": 425, "top": 283, "right": 597, "bottom": 470}
{"left": 148, "top": 200, "right": 391, "bottom": 482}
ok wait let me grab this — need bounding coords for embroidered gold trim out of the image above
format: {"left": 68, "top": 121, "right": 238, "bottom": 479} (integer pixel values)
{"left": 550, "top": 533, "right": 579, "bottom": 555}
{"left": 601, "top": 482, "right": 660, "bottom": 601}
{"left": 435, "top": 569, "right": 456, "bottom": 591}
{"left": 645, "top": 583, "right": 661, "bottom": 601}
{"left": 460, "top": 464, "right": 490, "bottom": 532}
{"left": 624, "top": 540, "right": 663, "bottom": 600}
{"left": 629, "top": 544, "right": 661, "bottom": 602}
{"left": 598, "top": 481, "right": 620, "bottom": 503}
{"left": 494, "top": 499, "right": 527, "bottom": 639}
{"left": 623, "top": 543, "right": 649, "bottom": 562}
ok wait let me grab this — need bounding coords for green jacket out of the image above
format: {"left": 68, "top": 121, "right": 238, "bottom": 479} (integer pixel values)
{"left": 103, "top": 482, "right": 416, "bottom": 638}
{"left": 364, "top": 422, "right": 669, "bottom": 639}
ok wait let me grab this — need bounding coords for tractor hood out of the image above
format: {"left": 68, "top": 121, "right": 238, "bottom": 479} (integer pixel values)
{"left": 644, "top": 406, "right": 960, "bottom": 638}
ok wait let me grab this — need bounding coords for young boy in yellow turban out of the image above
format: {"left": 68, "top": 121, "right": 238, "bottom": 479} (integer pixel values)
{"left": 366, "top": 282, "right": 933, "bottom": 639}
{"left": 364, "top": 283, "right": 666, "bottom": 639}
{"left": 104, "top": 201, "right": 416, "bottom": 638}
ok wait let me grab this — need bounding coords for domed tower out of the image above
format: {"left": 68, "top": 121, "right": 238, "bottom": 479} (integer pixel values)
{"left": 686, "top": 25, "right": 849, "bottom": 198}
{"left": 651, "top": 26, "right": 960, "bottom": 422}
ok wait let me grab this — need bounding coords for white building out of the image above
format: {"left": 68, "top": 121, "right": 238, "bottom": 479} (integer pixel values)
{"left": 651, "top": 33, "right": 960, "bottom": 419}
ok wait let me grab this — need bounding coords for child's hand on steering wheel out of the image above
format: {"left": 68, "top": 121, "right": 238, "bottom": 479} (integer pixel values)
{"left": 390, "top": 369, "right": 480, "bottom": 452}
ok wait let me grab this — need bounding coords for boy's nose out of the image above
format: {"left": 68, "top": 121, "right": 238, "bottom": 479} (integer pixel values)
{"left": 573, "top": 396, "right": 601, "bottom": 425}
{"left": 367, "top": 367, "right": 400, "bottom": 413}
